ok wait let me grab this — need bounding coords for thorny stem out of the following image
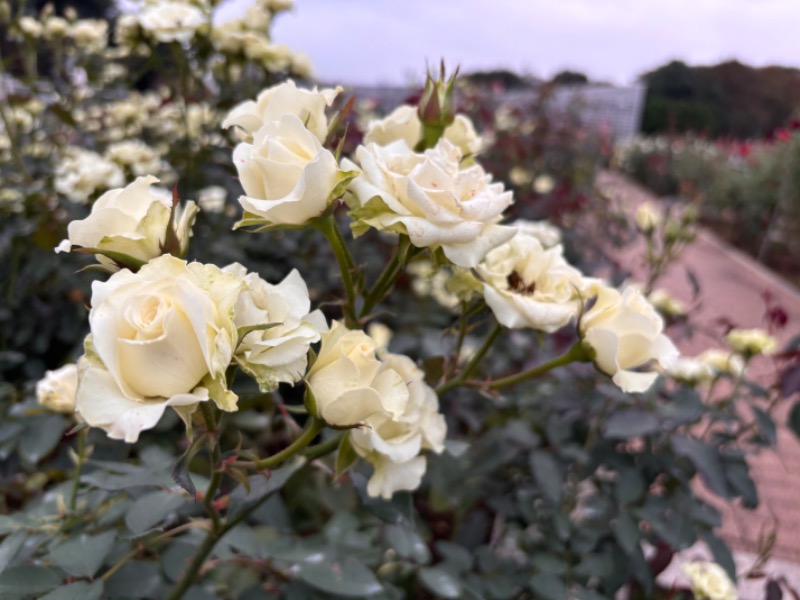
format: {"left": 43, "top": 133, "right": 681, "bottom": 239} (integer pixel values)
{"left": 235, "top": 417, "right": 325, "bottom": 471}
{"left": 436, "top": 323, "right": 503, "bottom": 395}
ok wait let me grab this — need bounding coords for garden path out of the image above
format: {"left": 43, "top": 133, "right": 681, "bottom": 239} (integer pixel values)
{"left": 594, "top": 171, "right": 800, "bottom": 588}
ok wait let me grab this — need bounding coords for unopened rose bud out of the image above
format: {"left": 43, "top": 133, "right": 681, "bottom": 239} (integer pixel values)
{"left": 416, "top": 62, "right": 458, "bottom": 150}
{"left": 635, "top": 202, "right": 661, "bottom": 235}
{"left": 725, "top": 328, "right": 778, "bottom": 357}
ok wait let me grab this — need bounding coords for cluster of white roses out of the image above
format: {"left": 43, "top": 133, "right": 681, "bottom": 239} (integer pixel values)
{"left": 46, "top": 77, "right": 685, "bottom": 498}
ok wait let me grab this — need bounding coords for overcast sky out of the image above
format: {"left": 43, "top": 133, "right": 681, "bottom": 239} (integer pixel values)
{"left": 261, "top": 0, "right": 798, "bottom": 86}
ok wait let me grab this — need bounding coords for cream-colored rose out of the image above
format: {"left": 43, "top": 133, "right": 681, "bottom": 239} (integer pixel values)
{"left": 197, "top": 186, "right": 227, "bottom": 213}
{"left": 224, "top": 264, "right": 327, "bottom": 391}
{"left": 349, "top": 352, "right": 447, "bottom": 499}
{"left": 222, "top": 80, "right": 341, "bottom": 142}
{"left": 55, "top": 175, "right": 198, "bottom": 270}
{"left": 532, "top": 174, "right": 555, "bottom": 195}
{"left": 364, "top": 105, "right": 482, "bottom": 157}
{"left": 139, "top": 2, "right": 206, "bottom": 44}
{"left": 105, "top": 140, "right": 163, "bottom": 176}
{"left": 234, "top": 114, "right": 352, "bottom": 227}
{"left": 305, "top": 322, "right": 407, "bottom": 428}
{"left": 697, "top": 349, "right": 746, "bottom": 378}
{"left": 580, "top": 285, "right": 679, "bottom": 393}
{"left": 77, "top": 255, "right": 242, "bottom": 442}
{"left": 512, "top": 219, "right": 562, "bottom": 248}
{"left": 345, "top": 138, "right": 515, "bottom": 268}
{"left": 18, "top": 16, "right": 43, "bottom": 38}
{"left": 682, "top": 561, "right": 737, "bottom": 600}
{"left": 635, "top": 201, "right": 662, "bottom": 234}
{"left": 55, "top": 147, "right": 125, "bottom": 204}
{"left": 666, "top": 357, "right": 715, "bottom": 386}
{"left": 648, "top": 288, "right": 686, "bottom": 317}
{"left": 724, "top": 328, "right": 778, "bottom": 357}
{"left": 36, "top": 364, "right": 78, "bottom": 414}
{"left": 478, "top": 234, "right": 587, "bottom": 332}
{"left": 68, "top": 19, "right": 108, "bottom": 52}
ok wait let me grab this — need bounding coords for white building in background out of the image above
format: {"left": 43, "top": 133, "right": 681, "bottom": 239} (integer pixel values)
{"left": 345, "top": 82, "right": 648, "bottom": 142}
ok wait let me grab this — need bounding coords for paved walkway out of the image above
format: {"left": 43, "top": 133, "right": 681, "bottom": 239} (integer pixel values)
{"left": 594, "top": 172, "right": 800, "bottom": 585}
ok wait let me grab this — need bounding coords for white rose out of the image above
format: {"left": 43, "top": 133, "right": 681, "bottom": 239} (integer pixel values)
{"left": 36, "top": 364, "right": 79, "bottom": 414}
{"left": 68, "top": 19, "right": 108, "bottom": 52}
{"left": 682, "top": 561, "right": 737, "bottom": 600}
{"left": 18, "top": 16, "right": 43, "bottom": 38}
{"left": 223, "top": 264, "right": 328, "bottom": 391}
{"left": 349, "top": 352, "right": 447, "bottom": 499}
{"left": 234, "top": 114, "right": 352, "bottom": 227}
{"left": 197, "top": 186, "right": 227, "bottom": 213}
{"left": 76, "top": 255, "right": 242, "bottom": 442}
{"left": 580, "top": 285, "right": 679, "bottom": 393}
{"left": 55, "top": 175, "right": 198, "bottom": 271}
{"left": 105, "top": 140, "right": 163, "bottom": 176}
{"left": 724, "top": 328, "right": 778, "bottom": 357}
{"left": 139, "top": 2, "right": 206, "bottom": 44}
{"left": 55, "top": 147, "right": 125, "bottom": 204}
{"left": 477, "top": 234, "right": 587, "bottom": 332}
{"left": 345, "top": 138, "right": 515, "bottom": 268}
{"left": 635, "top": 202, "right": 662, "bottom": 234}
{"left": 305, "top": 322, "right": 407, "bottom": 428}
{"left": 666, "top": 357, "right": 715, "bottom": 386}
{"left": 512, "top": 219, "right": 562, "bottom": 248}
{"left": 533, "top": 174, "right": 555, "bottom": 195}
{"left": 222, "top": 79, "right": 341, "bottom": 142}
{"left": 648, "top": 288, "right": 686, "bottom": 317}
{"left": 697, "top": 349, "right": 746, "bottom": 378}
{"left": 364, "top": 105, "right": 482, "bottom": 156}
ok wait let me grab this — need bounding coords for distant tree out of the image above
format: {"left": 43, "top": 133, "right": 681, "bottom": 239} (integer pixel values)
{"left": 462, "top": 69, "right": 532, "bottom": 89}
{"left": 551, "top": 70, "right": 589, "bottom": 85}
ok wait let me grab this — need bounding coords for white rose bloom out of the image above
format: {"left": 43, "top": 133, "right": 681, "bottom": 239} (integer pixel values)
{"left": 197, "top": 186, "right": 227, "bottom": 213}
{"left": 139, "top": 1, "right": 207, "bottom": 44}
{"left": 306, "top": 322, "right": 407, "bottom": 427}
{"left": 222, "top": 79, "right": 341, "bottom": 142}
{"left": 77, "top": 255, "right": 242, "bottom": 442}
{"left": 350, "top": 352, "right": 447, "bottom": 499}
{"left": 666, "top": 357, "right": 715, "bottom": 385}
{"left": 345, "top": 138, "right": 515, "bottom": 268}
{"left": 532, "top": 174, "right": 555, "bottom": 195}
{"left": 478, "top": 234, "right": 586, "bottom": 332}
{"left": 698, "top": 349, "right": 746, "bottom": 378}
{"left": 648, "top": 288, "right": 686, "bottom": 317}
{"left": 68, "top": 19, "right": 108, "bottom": 52}
{"left": 55, "top": 175, "right": 198, "bottom": 270}
{"left": 290, "top": 51, "right": 314, "bottom": 80}
{"left": 364, "top": 105, "right": 422, "bottom": 149}
{"left": 580, "top": 285, "right": 679, "bottom": 393}
{"left": 18, "top": 16, "right": 44, "bottom": 38}
{"left": 55, "top": 147, "right": 125, "bottom": 204}
{"left": 364, "top": 105, "right": 482, "bottom": 156}
{"left": 223, "top": 264, "right": 328, "bottom": 391}
{"left": 36, "top": 364, "right": 79, "bottom": 414}
{"left": 724, "top": 328, "right": 778, "bottom": 357}
{"left": 105, "top": 140, "right": 163, "bottom": 176}
{"left": 682, "top": 561, "right": 737, "bottom": 600}
{"left": 234, "top": 114, "right": 350, "bottom": 227}
{"left": 512, "top": 219, "right": 562, "bottom": 248}
{"left": 635, "top": 202, "right": 662, "bottom": 234}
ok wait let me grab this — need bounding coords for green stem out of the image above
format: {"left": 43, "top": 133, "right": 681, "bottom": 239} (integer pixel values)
{"left": 242, "top": 418, "right": 325, "bottom": 471}
{"left": 164, "top": 526, "right": 222, "bottom": 600}
{"left": 360, "top": 236, "right": 412, "bottom": 319}
{"left": 437, "top": 324, "right": 503, "bottom": 395}
{"left": 68, "top": 428, "right": 89, "bottom": 512}
{"left": 314, "top": 216, "right": 359, "bottom": 328}
{"left": 199, "top": 403, "right": 223, "bottom": 529}
{"left": 488, "top": 341, "right": 590, "bottom": 390}
{"left": 301, "top": 434, "right": 341, "bottom": 461}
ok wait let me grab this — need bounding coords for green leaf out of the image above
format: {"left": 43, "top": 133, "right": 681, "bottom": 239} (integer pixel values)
{"left": 104, "top": 560, "right": 161, "bottom": 598}
{"left": 751, "top": 406, "right": 777, "bottom": 445}
{"left": 237, "top": 322, "right": 281, "bottom": 346}
{"left": 788, "top": 401, "right": 800, "bottom": 440}
{"left": 604, "top": 409, "right": 661, "bottom": 439}
{"left": 39, "top": 581, "right": 104, "bottom": 600}
{"left": 0, "top": 565, "right": 62, "bottom": 599}
{"left": 0, "top": 532, "right": 26, "bottom": 574}
{"left": 48, "top": 530, "right": 116, "bottom": 578}
{"left": 671, "top": 435, "right": 729, "bottom": 497}
{"left": 528, "top": 573, "right": 567, "bottom": 600}
{"left": 19, "top": 414, "right": 67, "bottom": 464}
{"left": 336, "top": 434, "right": 359, "bottom": 476}
{"left": 228, "top": 457, "right": 306, "bottom": 522}
{"left": 702, "top": 531, "right": 737, "bottom": 583}
{"left": 125, "top": 490, "right": 187, "bottom": 534}
{"left": 418, "top": 566, "right": 462, "bottom": 599}
{"left": 529, "top": 450, "right": 562, "bottom": 504}
{"left": 295, "top": 556, "right": 383, "bottom": 597}
{"left": 385, "top": 525, "right": 431, "bottom": 565}
{"left": 70, "top": 246, "right": 146, "bottom": 270}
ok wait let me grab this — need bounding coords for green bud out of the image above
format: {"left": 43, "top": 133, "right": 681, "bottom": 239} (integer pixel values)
{"left": 416, "top": 61, "right": 459, "bottom": 150}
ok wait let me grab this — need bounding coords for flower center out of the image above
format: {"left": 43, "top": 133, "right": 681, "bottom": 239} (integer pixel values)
{"left": 506, "top": 271, "right": 536, "bottom": 295}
